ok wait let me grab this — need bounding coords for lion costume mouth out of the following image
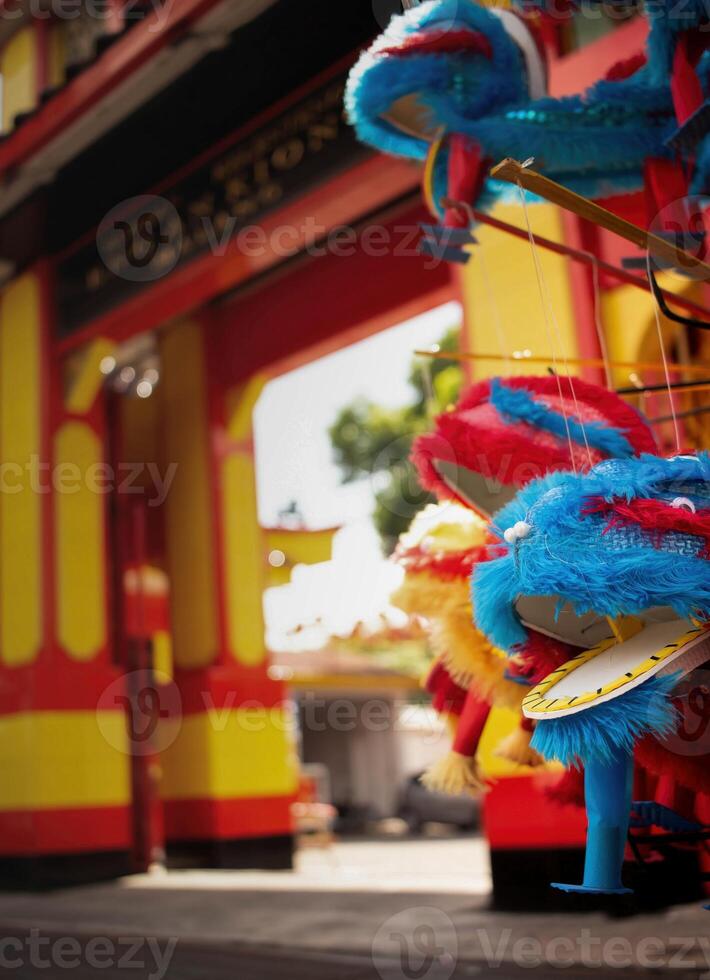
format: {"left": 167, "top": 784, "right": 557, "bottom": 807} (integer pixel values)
{"left": 522, "top": 617, "right": 710, "bottom": 721}
{"left": 474, "top": 453, "right": 710, "bottom": 725}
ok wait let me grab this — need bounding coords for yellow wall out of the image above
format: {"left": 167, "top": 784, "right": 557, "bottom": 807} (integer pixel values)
{"left": 47, "top": 22, "right": 66, "bottom": 89}
{"left": 55, "top": 422, "right": 107, "bottom": 661}
{"left": 1, "top": 27, "right": 37, "bottom": 133}
{"left": 160, "top": 706, "right": 298, "bottom": 800}
{"left": 459, "top": 202, "right": 580, "bottom": 377}
{"left": 0, "top": 274, "right": 43, "bottom": 667}
{"left": 0, "top": 710, "right": 130, "bottom": 810}
{"left": 160, "top": 320, "right": 219, "bottom": 668}
{"left": 223, "top": 376, "right": 268, "bottom": 667}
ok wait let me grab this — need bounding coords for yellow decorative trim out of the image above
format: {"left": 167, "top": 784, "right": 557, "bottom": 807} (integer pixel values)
{"left": 423, "top": 134, "right": 443, "bottom": 217}
{"left": 223, "top": 375, "right": 269, "bottom": 667}
{"left": 0, "top": 274, "right": 42, "bottom": 666}
{"left": 523, "top": 626, "right": 706, "bottom": 717}
{"left": 1, "top": 27, "right": 37, "bottom": 134}
{"left": 55, "top": 422, "right": 107, "bottom": 660}
{"left": 64, "top": 338, "right": 116, "bottom": 414}
{"left": 160, "top": 321, "right": 219, "bottom": 669}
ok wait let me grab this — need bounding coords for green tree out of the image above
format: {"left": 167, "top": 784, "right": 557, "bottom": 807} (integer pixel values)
{"left": 328, "top": 327, "right": 462, "bottom": 554}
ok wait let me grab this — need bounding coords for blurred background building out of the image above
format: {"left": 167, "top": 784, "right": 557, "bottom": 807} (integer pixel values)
{"left": 0, "top": 0, "right": 707, "bottom": 893}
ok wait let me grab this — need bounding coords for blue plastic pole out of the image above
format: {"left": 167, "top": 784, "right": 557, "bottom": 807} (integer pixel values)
{"left": 553, "top": 749, "right": 634, "bottom": 895}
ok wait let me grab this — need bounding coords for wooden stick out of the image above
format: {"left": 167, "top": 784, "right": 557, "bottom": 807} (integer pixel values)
{"left": 490, "top": 158, "right": 710, "bottom": 282}
{"left": 413, "top": 349, "right": 710, "bottom": 376}
{"left": 624, "top": 381, "right": 710, "bottom": 397}
{"left": 457, "top": 203, "right": 710, "bottom": 322}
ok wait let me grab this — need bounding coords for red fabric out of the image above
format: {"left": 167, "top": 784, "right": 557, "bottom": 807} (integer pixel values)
{"left": 510, "top": 629, "right": 577, "bottom": 686}
{"left": 412, "top": 375, "right": 657, "bottom": 507}
{"left": 452, "top": 687, "right": 491, "bottom": 757}
{"left": 544, "top": 765, "right": 586, "bottom": 809}
{"left": 425, "top": 661, "right": 468, "bottom": 717}
{"left": 671, "top": 33, "right": 706, "bottom": 126}
{"left": 636, "top": 737, "right": 710, "bottom": 795}
{"left": 583, "top": 495, "right": 710, "bottom": 557}
{"left": 644, "top": 158, "right": 691, "bottom": 219}
{"left": 605, "top": 51, "right": 646, "bottom": 82}
{"left": 444, "top": 135, "right": 488, "bottom": 228}
{"left": 393, "top": 541, "right": 501, "bottom": 580}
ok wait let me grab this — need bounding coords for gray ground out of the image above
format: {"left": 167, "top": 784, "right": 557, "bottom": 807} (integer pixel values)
{"left": 0, "top": 837, "right": 707, "bottom": 978}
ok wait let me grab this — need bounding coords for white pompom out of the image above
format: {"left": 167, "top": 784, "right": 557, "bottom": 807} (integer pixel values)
{"left": 503, "top": 527, "right": 517, "bottom": 545}
{"left": 514, "top": 521, "right": 532, "bottom": 539}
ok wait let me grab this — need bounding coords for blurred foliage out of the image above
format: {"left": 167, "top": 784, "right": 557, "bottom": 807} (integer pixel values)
{"left": 328, "top": 326, "right": 462, "bottom": 554}
{"left": 332, "top": 615, "right": 433, "bottom": 679}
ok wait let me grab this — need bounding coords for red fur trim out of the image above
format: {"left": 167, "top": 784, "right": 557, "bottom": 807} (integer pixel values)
{"left": 393, "top": 541, "right": 500, "bottom": 579}
{"left": 379, "top": 29, "right": 492, "bottom": 59}
{"left": 425, "top": 661, "right": 468, "bottom": 717}
{"left": 452, "top": 687, "right": 491, "bottom": 757}
{"left": 445, "top": 136, "right": 487, "bottom": 229}
{"left": 511, "top": 630, "right": 577, "bottom": 686}
{"left": 605, "top": 51, "right": 646, "bottom": 82}
{"left": 636, "top": 736, "right": 710, "bottom": 794}
{"left": 544, "top": 766, "right": 586, "bottom": 808}
{"left": 583, "top": 496, "right": 710, "bottom": 557}
{"left": 411, "top": 376, "right": 657, "bottom": 505}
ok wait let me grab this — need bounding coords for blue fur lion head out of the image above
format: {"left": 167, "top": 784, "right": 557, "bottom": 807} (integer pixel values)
{"left": 345, "top": 0, "right": 693, "bottom": 208}
{"left": 345, "top": 0, "right": 534, "bottom": 160}
{"left": 473, "top": 453, "right": 710, "bottom": 654}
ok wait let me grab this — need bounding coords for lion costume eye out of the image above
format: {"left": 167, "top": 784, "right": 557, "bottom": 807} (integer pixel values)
{"left": 671, "top": 496, "right": 696, "bottom": 513}
{"left": 503, "top": 520, "right": 532, "bottom": 544}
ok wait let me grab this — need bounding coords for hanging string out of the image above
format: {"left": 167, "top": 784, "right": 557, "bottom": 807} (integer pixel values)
{"left": 577, "top": 247, "right": 613, "bottom": 390}
{"left": 420, "top": 352, "right": 436, "bottom": 419}
{"left": 646, "top": 251, "right": 682, "bottom": 454}
{"left": 478, "top": 244, "right": 512, "bottom": 370}
{"left": 516, "top": 181, "right": 584, "bottom": 473}
{"left": 534, "top": 239, "right": 595, "bottom": 469}
{"left": 439, "top": 196, "right": 512, "bottom": 368}
{"left": 516, "top": 186, "right": 594, "bottom": 468}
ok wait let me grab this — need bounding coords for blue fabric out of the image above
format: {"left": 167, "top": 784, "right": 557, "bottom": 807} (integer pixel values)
{"left": 344, "top": 0, "right": 710, "bottom": 216}
{"left": 473, "top": 454, "right": 710, "bottom": 654}
{"left": 530, "top": 674, "right": 680, "bottom": 766}
{"left": 490, "top": 379, "right": 637, "bottom": 459}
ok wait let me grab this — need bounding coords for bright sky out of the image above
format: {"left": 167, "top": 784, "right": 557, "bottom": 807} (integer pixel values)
{"left": 254, "top": 301, "right": 462, "bottom": 652}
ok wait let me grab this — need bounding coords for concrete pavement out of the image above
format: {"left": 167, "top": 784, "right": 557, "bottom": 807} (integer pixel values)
{"left": 0, "top": 837, "right": 708, "bottom": 977}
